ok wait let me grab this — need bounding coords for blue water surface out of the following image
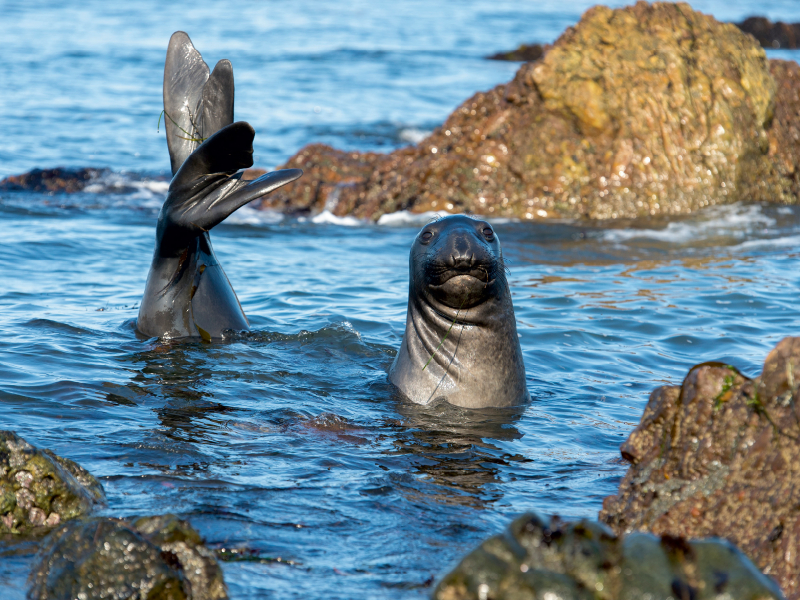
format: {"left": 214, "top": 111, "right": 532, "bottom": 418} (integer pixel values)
{"left": 2, "top": 1, "right": 800, "bottom": 598}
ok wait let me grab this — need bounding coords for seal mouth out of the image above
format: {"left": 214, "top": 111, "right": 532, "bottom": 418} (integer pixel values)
{"left": 428, "top": 272, "right": 495, "bottom": 293}
{"left": 427, "top": 266, "right": 491, "bottom": 286}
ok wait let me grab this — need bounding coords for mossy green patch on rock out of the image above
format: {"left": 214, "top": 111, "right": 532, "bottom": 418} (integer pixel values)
{"left": 29, "top": 515, "right": 228, "bottom": 600}
{"left": 0, "top": 431, "right": 103, "bottom": 535}
{"left": 433, "top": 512, "right": 783, "bottom": 600}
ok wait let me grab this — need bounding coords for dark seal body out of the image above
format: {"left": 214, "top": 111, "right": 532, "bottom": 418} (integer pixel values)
{"left": 388, "top": 215, "right": 529, "bottom": 408}
{"left": 137, "top": 32, "right": 301, "bottom": 339}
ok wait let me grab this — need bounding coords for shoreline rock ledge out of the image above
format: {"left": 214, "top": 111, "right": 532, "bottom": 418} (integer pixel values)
{"left": 260, "top": 1, "right": 800, "bottom": 221}
{"left": 600, "top": 337, "right": 800, "bottom": 600}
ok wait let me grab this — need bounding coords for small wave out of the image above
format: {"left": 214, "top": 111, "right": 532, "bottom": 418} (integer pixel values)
{"left": 737, "top": 234, "right": 800, "bottom": 250}
{"left": 376, "top": 210, "right": 450, "bottom": 226}
{"left": 82, "top": 171, "right": 168, "bottom": 200}
{"left": 304, "top": 210, "right": 364, "bottom": 226}
{"left": 226, "top": 206, "right": 284, "bottom": 225}
{"left": 601, "top": 204, "right": 776, "bottom": 244}
{"left": 398, "top": 127, "right": 432, "bottom": 145}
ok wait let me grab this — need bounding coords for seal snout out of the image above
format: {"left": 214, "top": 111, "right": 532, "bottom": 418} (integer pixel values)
{"left": 414, "top": 215, "right": 503, "bottom": 308}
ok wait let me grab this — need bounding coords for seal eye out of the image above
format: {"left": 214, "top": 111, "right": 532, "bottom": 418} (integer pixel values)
{"left": 420, "top": 231, "right": 433, "bottom": 243}
{"left": 482, "top": 226, "right": 494, "bottom": 240}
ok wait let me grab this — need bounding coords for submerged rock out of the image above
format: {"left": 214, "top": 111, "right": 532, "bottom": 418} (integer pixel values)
{"left": 0, "top": 167, "right": 108, "bottom": 193}
{"left": 0, "top": 431, "right": 104, "bottom": 535}
{"left": 433, "top": 512, "right": 782, "bottom": 600}
{"left": 262, "top": 2, "right": 800, "bottom": 221}
{"left": 29, "top": 514, "right": 227, "bottom": 600}
{"left": 737, "top": 17, "right": 800, "bottom": 50}
{"left": 486, "top": 43, "right": 549, "bottom": 62}
{"left": 600, "top": 337, "right": 800, "bottom": 600}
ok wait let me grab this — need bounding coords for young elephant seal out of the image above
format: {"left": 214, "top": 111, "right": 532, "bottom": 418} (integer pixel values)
{"left": 388, "top": 215, "right": 529, "bottom": 408}
{"left": 137, "top": 32, "right": 302, "bottom": 340}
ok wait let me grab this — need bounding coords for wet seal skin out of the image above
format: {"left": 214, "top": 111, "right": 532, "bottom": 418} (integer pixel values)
{"left": 137, "top": 32, "right": 302, "bottom": 340}
{"left": 389, "top": 215, "right": 529, "bottom": 408}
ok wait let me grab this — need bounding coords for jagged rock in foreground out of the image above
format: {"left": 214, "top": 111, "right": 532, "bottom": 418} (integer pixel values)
{"left": 433, "top": 512, "right": 782, "bottom": 600}
{"left": 600, "top": 337, "right": 800, "bottom": 600}
{"left": 737, "top": 17, "right": 800, "bottom": 50}
{"left": 0, "top": 431, "right": 104, "bottom": 535}
{"left": 262, "top": 2, "right": 800, "bottom": 221}
{"left": 29, "top": 515, "right": 227, "bottom": 600}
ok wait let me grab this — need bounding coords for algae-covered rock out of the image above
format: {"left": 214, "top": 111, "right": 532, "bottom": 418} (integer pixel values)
{"left": 433, "top": 512, "right": 783, "bottom": 600}
{"left": 29, "top": 515, "right": 228, "bottom": 600}
{"left": 0, "top": 431, "right": 104, "bottom": 535}
{"left": 262, "top": 2, "right": 800, "bottom": 221}
{"left": 600, "top": 337, "right": 800, "bottom": 600}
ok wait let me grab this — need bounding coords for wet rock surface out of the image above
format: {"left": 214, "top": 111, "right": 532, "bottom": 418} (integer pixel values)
{"left": 599, "top": 337, "right": 800, "bottom": 600}
{"left": 0, "top": 431, "right": 104, "bottom": 535}
{"left": 0, "top": 167, "right": 108, "bottom": 193}
{"left": 738, "top": 17, "right": 800, "bottom": 50}
{"left": 433, "top": 512, "right": 783, "bottom": 600}
{"left": 263, "top": 2, "right": 800, "bottom": 221}
{"left": 29, "top": 514, "right": 227, "bottom": 600}
{"left": 485, "top": 43, "right": 549, "bottom": 62}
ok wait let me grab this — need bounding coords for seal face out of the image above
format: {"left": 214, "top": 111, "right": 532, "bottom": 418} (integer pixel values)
{"left": 388, "top": 215, "right": 529, "bottom": 408}
{"left": 137, "top": 32, "right": 302, "bottom": 340}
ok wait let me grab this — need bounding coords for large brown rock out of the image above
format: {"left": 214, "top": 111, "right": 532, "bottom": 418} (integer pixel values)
{"left": 262, "top": 2, "right": 800, "bottom": 221}
{"left": 600, "top": 337, "right": 800, "bottom": 600}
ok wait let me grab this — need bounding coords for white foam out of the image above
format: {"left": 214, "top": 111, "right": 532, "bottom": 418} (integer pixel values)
{"left": 602, "top": 204, "right": 776, "bottom": 244}
{"left": 377, "top": 210, "right": 450, "bottom": 226}
{"left": 399, "top": 127, "right": 431, "bottom": 145}
{"left": 226, "top": 206, "right": 285, "bottom": 225}
{"left": 83, "top": 172, "right": 169, "bottom": 206}
{"left": 307, "top": 210, "right": 364, "bottom": 226}
{"left": 737, "top": 234, "right": 800, "bottom": 250}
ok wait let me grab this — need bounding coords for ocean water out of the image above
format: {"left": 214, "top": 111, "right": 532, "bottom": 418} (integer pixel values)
{"left": 1, "top": 1, "right": 800, "bottom": 598}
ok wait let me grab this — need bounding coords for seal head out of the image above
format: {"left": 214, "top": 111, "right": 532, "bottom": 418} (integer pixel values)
{"left": 388, "top": 215, "right": 529, "bottom": 408}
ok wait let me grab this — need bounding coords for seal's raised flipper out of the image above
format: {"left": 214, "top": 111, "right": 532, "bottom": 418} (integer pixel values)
{"left": 137, "top": 32, "right": 303, "bottom": 340}
{"left": 161, "top": 122, "right": 302, "bottom": 251}
{"left": 163, "top": 32, "right": 234, "bottom": 175}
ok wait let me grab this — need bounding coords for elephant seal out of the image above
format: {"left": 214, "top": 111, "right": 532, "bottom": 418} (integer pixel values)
{"left": 388, "top": 215, "right": 529, "bottom": 408}
{"left": 137, "top": 32, "right": 302, "bottom": 340}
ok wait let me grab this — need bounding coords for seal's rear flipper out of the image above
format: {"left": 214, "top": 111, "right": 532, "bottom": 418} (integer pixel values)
{"left": 201, "top": 169, "right": 303, "bottom": 229}
{"left": 168, "top": 121, "right": 302, "bottom": 231}
{"left": 164, "top": 32, "right": 234, "bottom": 175}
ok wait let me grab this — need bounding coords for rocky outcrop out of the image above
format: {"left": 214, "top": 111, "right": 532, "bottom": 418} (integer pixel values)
{"left": 433, "top": 512, "right": 783, "bottom": 600}
{"left": 600, "top": 337, "right": 800, "bottom": 600}
{"left": 29, "top": 515, "right": 227, "bottom": 600}
{"left": 261, "top": 2, "right": 800, "bottom": 221}
{"left": 0, "top": 431, "right": 104, "bottom": 535}
{"left": 0, "top": 167, "right": 108, "bottom": 193}
{"left": 738, "top": 17, "right": 800, "bottom": 50}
